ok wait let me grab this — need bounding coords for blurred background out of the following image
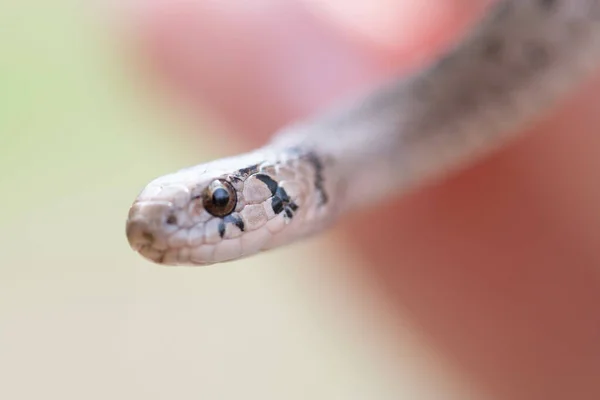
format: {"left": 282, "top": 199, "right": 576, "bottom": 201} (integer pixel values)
{"left": 0, "top": 1, "right": 465, "bottom": 399}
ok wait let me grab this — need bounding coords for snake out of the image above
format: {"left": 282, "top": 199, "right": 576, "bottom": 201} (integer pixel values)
{"left": 126, "top": 0, "right": 600, "bottom": 266}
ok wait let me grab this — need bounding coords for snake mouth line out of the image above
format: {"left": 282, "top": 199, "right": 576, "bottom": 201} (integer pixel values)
{"left": 135, "top": 244, "right": 167, "bottom": 264}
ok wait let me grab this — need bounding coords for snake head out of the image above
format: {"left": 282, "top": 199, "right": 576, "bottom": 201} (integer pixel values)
{"left": 126, "top": 150, "right": 321, "bottom": 266}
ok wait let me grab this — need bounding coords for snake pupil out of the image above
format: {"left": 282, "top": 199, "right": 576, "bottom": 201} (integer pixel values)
{"left": 211, "top": 188, "right": 230, "bottom": 207}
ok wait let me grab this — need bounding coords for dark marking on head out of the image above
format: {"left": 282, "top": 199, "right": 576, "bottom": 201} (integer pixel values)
{"left": 218, "top": 221, "right": 226, "bottom": 238}
{"left": 238, "top": 164, "right": 260, "bottom": 177}
{"left": 255, "top": 174, "right": 278, "bottom": 196}
{"left": 275, "top": 186, "right": 290, "bottom": 203}
{"left": 270, "top": 186, "right": 296, "bottom": 217}
{"left": 166, "top": 215, "right": 178, "bottom": 225}
{"left": 298, "top": 150, "right": 328, "bottom": 206}
{"left": 229, "top": 175, "right": 243, "bottom": 185}
{"left": 224, "top": 213, "right": 245, "bottom": 232}
{"left": 271, "top": 196, "right": 284, "bottom": 215}
{"left": 283, "top": 201, "right": 298, "bottom": 220}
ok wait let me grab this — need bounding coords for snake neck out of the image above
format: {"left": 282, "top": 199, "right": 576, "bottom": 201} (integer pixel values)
{"left": 271, "top": 0, "right": 600, "bottom": 215}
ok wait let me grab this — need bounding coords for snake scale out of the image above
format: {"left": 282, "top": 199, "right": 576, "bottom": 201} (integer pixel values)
{"left": 126, "top": 0, "right": 600, "bottom": 266}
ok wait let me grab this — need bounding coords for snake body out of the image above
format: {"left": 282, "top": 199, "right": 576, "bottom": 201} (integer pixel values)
{"left": 126, "top": 0, "right": 600, "bottom": 266}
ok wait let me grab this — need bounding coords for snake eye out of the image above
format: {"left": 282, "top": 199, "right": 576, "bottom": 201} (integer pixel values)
{"left": 203, "top": 179, "right": 237, "bottom": 217}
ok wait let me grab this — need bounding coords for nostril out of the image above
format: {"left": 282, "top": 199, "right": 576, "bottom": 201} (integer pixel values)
{"left": 126, "top": 219, "right": 155, "bottom": 250}
{"left": 142, "top": 231, "right": 155, "bottom": 243}
{"left": 166, "top": 215, "right": 178, "bottom": 225}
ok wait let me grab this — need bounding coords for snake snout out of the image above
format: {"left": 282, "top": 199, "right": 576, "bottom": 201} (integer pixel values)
{"left": 126, "top": 201, "right": 175, "bottom": 256}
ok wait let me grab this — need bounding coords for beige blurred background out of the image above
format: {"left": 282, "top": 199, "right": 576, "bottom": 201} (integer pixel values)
{"left": 0, "top": 1, "right": 466, "bottom": 399}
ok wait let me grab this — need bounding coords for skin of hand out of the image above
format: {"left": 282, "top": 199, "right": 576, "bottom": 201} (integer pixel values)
{"left": 124, "top": 0, "right": 600, "bottom": 398}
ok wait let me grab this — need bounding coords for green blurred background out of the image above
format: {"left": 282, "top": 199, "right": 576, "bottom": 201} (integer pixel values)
{"left": 0, "top": 1, "right": 457, "bottom": 399}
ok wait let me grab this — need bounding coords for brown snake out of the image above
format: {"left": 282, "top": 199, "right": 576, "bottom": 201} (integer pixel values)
{"left": 127, "top": 0, "right": 600, "bottom": 266}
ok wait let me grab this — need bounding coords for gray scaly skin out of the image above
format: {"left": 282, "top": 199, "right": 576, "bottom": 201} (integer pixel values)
{"left": 126, "top": 0, "right": 600, "bottom": 266}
